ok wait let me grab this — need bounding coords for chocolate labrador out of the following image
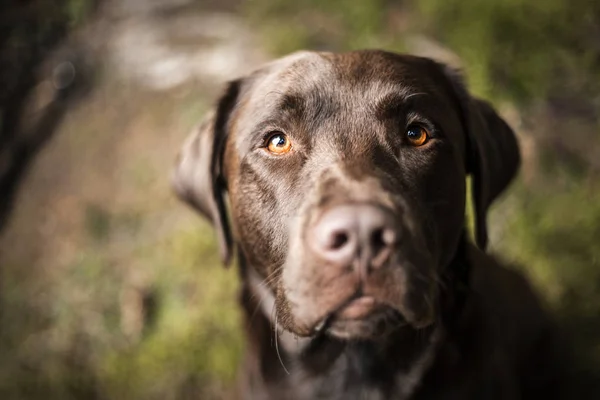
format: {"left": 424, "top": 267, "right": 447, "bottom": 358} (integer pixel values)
{"left": 172, "top": 50, "right": 566, "bottom": 399}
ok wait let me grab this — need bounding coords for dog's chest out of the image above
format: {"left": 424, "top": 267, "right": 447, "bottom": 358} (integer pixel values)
{"left": 283, "top": 347, "right": 430, "bottom": 400}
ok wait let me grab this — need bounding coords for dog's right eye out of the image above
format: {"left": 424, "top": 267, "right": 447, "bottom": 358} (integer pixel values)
{"left": 266, "top": 132, "right": 292, "bottom": 155}
{"left": 405, "top": 125, "right": 430, "bottom": 147}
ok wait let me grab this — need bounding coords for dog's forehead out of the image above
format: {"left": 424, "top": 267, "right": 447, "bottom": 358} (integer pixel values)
{"left": 248, "top": 50, "right": 441, "bottom": 100}
{"left": 234, "top": 50, "right": 454, "bottom": 134}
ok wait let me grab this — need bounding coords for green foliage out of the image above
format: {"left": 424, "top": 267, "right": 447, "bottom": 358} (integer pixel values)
{"left": 500, "top": 181, "right": 600, "bottom": 376}
{"left": 416, "top": 0, "right": 600, "bottom": 102}
{"left": 85, "top": 204, "right": 112, "bottom": 242}
{"left": 0, "top": 222, "right": 241, "bottom": 400}
{"left": 507, "top": 183, "right": 600, "bottom": 304}
{"left": 101, "top": 226, "right": 242, "bottom": 399}
{"left": 244, "top": 0, "right": 405, "bottom": 54}
{"left": 66, "top": 0, "right": 95, "bottom": 27}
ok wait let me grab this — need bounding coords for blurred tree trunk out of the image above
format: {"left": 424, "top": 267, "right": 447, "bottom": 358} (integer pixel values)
{"left": 0, "top": 3, "right": 98, "bottom": 379}
{"left": 0, "top": 0, "right": 97, "bottom": 232}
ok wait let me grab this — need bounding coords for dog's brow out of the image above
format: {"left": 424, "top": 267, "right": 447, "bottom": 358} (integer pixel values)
{"left": 374, "top": 92, "right": 429, "bottom": 119}
{"left": 280, "top": 93, "right": 305, "bottom": 110}
{"left": 272, "top": 90, "right": 336, "bottom": 123}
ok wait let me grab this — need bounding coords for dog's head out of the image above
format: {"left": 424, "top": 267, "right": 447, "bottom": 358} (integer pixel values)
{"left": 173, "top": 50, "right": 520, "bottom": 340}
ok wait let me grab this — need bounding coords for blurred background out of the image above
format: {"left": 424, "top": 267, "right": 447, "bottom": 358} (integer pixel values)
{"left": 0, "top": 0, "right": 599, "bottom": 398}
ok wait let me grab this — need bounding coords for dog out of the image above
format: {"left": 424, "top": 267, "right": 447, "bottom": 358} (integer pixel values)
{"left": 172, "top": 50, "right": 567, "bottom": 399}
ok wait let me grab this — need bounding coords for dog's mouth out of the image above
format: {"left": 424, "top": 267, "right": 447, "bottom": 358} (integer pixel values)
{"left": 336, "top": 296, "right": 380, "bottom": 320}
{"left": 313, "top": 294, "right": 409, "bottom": 340}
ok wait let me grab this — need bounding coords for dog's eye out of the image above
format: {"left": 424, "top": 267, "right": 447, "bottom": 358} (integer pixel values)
{"left": 406, "top": 125, "right": 430, "bottom": 147}
{"left": 266, "top": 132, "right": 292, "bottom": 155}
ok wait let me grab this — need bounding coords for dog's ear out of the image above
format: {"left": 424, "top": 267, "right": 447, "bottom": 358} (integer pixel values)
{"left": 440, "top": 66, "right": 521, "bottom": 250}
{"left": 171, "top": 80, "right": 242, "bottom": 266}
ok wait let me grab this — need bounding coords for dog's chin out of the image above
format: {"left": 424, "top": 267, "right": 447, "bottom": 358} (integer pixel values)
{"left": 324, "top": 304, "right": 408, "bottom": 340}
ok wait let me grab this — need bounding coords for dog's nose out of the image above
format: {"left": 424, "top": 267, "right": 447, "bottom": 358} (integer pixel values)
{"left": 310, "top": 204, "right": 397, "bottom": 273}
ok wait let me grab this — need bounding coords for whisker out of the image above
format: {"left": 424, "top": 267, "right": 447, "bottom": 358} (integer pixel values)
{"left": 274, "top": 308, "right": 291, "bottom": 375}
{"left": 249, "top": 290, "right": 267, "bottom": 325}
{"left": 260, "top": 267, "right": 283, "bottom": 288}
{"left": 247, "top": 264, "right": 283, "bottom": 304}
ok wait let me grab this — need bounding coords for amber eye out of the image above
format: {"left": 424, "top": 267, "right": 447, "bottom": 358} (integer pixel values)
{"left": 266, "top": 132, "right": 292, "bottom": 154}
{"left": 406, "top": 125, "right": 430, "bottom": 147}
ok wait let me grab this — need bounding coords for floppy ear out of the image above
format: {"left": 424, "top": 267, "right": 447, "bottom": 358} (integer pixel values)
{"left": 171, "top": 80, "right": 242, "bottom": 266}
{"left": 441, "top": 67, "right": 521, "bottom": 250}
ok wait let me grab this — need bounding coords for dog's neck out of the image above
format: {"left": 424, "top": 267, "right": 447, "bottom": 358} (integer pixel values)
{"left": 238, "top": 237, "right": 471, "bottom": 399}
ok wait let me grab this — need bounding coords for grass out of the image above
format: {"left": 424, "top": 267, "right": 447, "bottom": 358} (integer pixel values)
{"left": 0, "top": 220, "right": 241, "bottom": 400}
{"left": 100, "top": 225, "right": 242, "bottom": 400}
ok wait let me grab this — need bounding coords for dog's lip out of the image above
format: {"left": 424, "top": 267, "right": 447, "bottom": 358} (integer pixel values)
{"left": 312, "top": 295, "right": 383, "bottom": 334}
{"left": 335, "top": 296, "right": 378, "bottom": 320}
{"left": 312, "top": 297, "right": 410, "bottom": 339}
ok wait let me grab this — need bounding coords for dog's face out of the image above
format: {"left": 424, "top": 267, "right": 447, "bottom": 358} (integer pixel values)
{"left": 173, "top": 50, "right": 520, "bottom": 340}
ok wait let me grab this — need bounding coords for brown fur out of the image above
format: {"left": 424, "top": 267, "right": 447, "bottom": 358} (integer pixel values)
{"left": 173, "top": 50, "right": 567, "bottom": 399}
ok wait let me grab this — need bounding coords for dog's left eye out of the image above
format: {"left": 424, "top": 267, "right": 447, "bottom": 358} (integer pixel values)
{"left": 406, "top": 125, "right": 430, "bottom": 147}
{"left": 266, "top": 132, "right": 292, "bottom": 155}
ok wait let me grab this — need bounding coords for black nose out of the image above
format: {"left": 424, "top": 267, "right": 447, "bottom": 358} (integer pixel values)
{"left": 309, "top": 204, "right": 397, "bottom": 274}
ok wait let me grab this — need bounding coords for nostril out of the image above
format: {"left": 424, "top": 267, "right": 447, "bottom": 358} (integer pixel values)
{"left": 371, "top": 228, "right": 395, "bottom": 250}
{"left": 369, "top": 227, "right": 396, "bottom": 269}
{"left": 329, "top": 231, "right": 350, "bottom": 250}
{"left": 371, "top": 228, "right": 385, "bottom": 250}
